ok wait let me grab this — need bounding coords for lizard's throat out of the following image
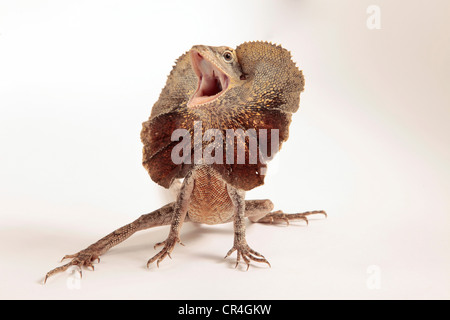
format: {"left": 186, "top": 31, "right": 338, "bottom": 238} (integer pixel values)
{"left": 188, "top": 51, "right": 229, "bottom": 108}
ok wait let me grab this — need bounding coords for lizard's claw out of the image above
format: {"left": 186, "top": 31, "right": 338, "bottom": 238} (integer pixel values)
{"left": 225, "top": 242, "right": 271, "bottom": 270}
{"left": 44, "top": 249, "right": 100, "bottom": 284}
{"left": 147, "top": 236, "right": 183, "bottom": 268}
{"left": 259, "top": 210, "right": 327, "bottom": 226}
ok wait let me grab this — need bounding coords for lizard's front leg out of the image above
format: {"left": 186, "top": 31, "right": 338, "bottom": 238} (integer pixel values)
{"left": 225, "top": 185, "right": 271, "bottom": 270}
{"left": 146, "top": 172, "right": 194, "bottom": 268}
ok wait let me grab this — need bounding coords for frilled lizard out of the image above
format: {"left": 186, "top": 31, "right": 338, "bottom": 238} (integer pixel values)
{"left": 44, "top": 41, "right": 326, "bottom": 283}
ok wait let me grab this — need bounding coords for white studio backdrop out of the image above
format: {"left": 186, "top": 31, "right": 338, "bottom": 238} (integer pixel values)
{"left": 0, "top": 0, "right": 449, "bottom": 299}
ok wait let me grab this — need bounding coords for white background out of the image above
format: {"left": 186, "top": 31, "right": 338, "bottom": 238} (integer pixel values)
{"left": 0, "top": 0, "right": 449, "bottom": 299}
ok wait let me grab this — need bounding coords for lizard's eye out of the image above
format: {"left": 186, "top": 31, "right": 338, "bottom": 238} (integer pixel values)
{"left": 222, "top": 50, "right": 234, "bottom": 63}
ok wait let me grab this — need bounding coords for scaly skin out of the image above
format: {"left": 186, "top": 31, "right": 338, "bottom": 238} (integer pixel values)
{"left": 44, "top": 42, "right": 326, "bottom": 283}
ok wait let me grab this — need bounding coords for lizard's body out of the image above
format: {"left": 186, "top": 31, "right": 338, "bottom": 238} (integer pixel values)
{"left": 188, "top": 165, "right": 234, "bottom": 225}
{"left": 45, "top": 42, "right": 326, "bottom": 282}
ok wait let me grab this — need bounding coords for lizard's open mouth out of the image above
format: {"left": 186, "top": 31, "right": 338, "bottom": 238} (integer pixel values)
{"left": 188, "top": 51, "right": 229, "bottom": 107}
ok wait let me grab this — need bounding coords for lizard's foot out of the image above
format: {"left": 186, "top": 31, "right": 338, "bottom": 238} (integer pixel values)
{"left": 147, "top": 236, "right": 184, "bottom": 268}
{"left": 44, "top": 249, "right": 100, "bottom": 283}
{"left": 225, "top": 242, "right": 271, "bottom": 270}
{"left": 258, "top": 210, "right": 327, "bottom": 226}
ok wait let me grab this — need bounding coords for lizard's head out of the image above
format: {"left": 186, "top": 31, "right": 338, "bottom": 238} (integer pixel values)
{"left": 188, "top": 45, "right": 244, "bottom": 108}
{"left": 143, "top": 41, "right": 304, "bottom": 190}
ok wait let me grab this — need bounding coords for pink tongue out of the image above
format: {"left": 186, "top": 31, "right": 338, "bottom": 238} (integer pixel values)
{"left": 200, "top": 73, "right": 222, "bottom": 97}
{"left": 197, "top": 58, "right": 223, "bottom": 97}
{"left": 188, "top": 51, "right": 229, "bottom": 107}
